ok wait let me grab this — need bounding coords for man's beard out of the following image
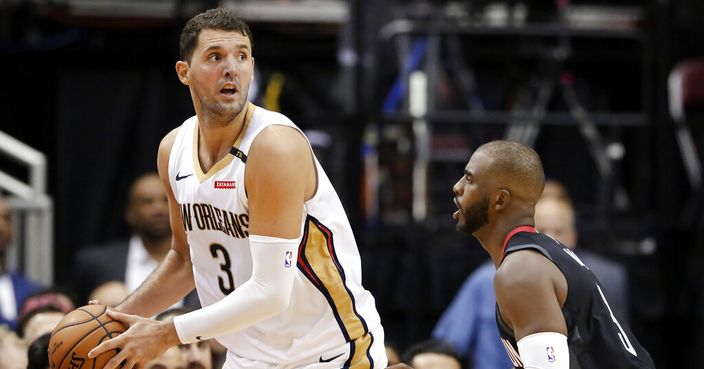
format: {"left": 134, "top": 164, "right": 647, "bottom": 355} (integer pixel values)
{"left": 457, "top": 195, "right": 489, "bottom": 234}
{"left": 209, "top": 99, "right": 244, "bottom": 120}
{"left": 195, "top": 85, "right": 248, "bottom": 124}
{"left": 203, "top": 98, "right": 244, "bottom": 123}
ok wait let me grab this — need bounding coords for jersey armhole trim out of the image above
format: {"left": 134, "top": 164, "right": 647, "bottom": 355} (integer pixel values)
{"left": 504, "top": 243, "right": 553, "bottom": 261}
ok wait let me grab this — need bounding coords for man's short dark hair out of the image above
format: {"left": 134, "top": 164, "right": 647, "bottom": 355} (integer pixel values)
{"left": 180, "top": 8, "right": 253, "bottom": 63}
{"left": 476, "top": 140, "right": 545, "bottom": 203}
{"left": 27, "top": 333, "right": 51, "bottom": 369}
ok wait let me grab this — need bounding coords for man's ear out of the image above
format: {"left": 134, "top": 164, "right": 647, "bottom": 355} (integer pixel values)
{"left": 251, "top": 57, "right": 256, "bottom": 81}
{"left": 175, "top": 61, "right": 190, "bottom": 85}
{"left": 494, "top": 189, "right": 511, "bottom": 211}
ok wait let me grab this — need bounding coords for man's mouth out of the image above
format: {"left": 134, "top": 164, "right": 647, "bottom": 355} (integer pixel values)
{"left": 220, "top": 84, "right": 238, "bottom": 95}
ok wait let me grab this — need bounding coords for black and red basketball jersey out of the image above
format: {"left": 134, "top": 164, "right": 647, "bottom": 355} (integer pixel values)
{"left": 496, "top": 227, "right": 656, "bottom": 369}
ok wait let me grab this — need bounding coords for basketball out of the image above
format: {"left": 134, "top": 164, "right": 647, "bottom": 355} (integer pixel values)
{"left": 48, "top": 305, "right": 128, "bottom": 369}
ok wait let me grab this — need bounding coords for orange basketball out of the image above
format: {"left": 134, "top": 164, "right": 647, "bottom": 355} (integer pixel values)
{"left": 49, "top": 305, "right": 128, "bottom": 369}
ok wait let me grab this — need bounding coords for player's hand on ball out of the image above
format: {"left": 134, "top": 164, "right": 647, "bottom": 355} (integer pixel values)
{"left": 88, "top": 309, "right": 181, "bottom": 369}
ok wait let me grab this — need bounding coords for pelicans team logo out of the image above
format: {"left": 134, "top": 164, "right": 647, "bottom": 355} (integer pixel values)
{"left": 547, "top": 346, "right": 556, "bottom": 362}
{"left": 284, "top": 251, "right": 293, "bottom": 268}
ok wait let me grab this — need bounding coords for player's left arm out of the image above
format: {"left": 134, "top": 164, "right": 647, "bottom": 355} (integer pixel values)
{"left": 495, "top": 250, "right": 569, "bottom": 369}
{"left": 246, "top": 124, "right": 314, "bottom": 238}
{"left": 169, "top": 125, "right": 313, "bottom": 343}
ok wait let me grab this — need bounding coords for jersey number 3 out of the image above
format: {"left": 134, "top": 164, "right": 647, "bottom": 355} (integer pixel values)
{"left": 210, "top": 243, "right": 235, "bottom": 295}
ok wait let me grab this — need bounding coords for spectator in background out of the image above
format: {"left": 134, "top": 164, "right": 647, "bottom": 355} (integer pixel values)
{"left": 540, "top": 179, "right": 570, "bottom": 201}
{"left": 432, "top": 259, "right": 511, "bottom": 369}
{"left": 89, "top": 280, "right": 130, "bottom": 308}
{"left": 145, "top": 346, "right": 186, "bottom": 369}
{"left": 433, "top": 179, "right": 630, "bottom": 369}
{"left": 15, "top": 288, "right": 75, "bottom": 342}
{"left": 156, "top": 308, "right": 215, "bottom": 369}
{"left": 0, "top": 325, "right": 28, "bottom": 369}
{"left": 0, "top": 193, "right": 42, "bottom": 329}
{"left": 27, "top": 333, "right": 52, "bottom": 369}
{"left": 402, "top": 339, "right": 462, "bottom": 369}
{"left": 74, "top": 173, "right": 198, "bottom": 307}
{"left": 18, "top": 305, "right": 66, "bottom": 343}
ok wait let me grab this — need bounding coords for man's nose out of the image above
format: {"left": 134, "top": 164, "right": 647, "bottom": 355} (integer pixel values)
{"left": 223, "top": 55, "right": 238, "bottom": 77}
{"left": 452, "top": 180, "right": 462, "bottom": 195}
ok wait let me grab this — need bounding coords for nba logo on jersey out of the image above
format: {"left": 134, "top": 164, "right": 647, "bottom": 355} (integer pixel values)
{"left": 284, "top": 251, "right": 293, "bottom": 268}
{"left": 546, "top": 346, "right": 556, "bottom": 362}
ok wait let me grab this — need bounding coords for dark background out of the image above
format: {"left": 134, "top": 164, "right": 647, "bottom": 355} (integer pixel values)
{"left": 2, "top": 0, "right": 704, "bottom": 367}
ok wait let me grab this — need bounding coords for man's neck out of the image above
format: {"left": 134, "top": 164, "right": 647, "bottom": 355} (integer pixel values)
{"left": 477, "top": 216, "right": 536, "bottom": 267}
{"left": 475, "top": 225, "right": 509, "bottom": 268}
{"left": 197, "top": 104, "right": 250, "bottom": 172}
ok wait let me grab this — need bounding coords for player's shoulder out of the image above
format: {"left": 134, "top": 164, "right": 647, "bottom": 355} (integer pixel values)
{"left": 159, "top": 115, "right": 197, "bottom": 151}
{"left": 252, "top": 103, "right": 295, "bottom": 125}
{"left": 247, "top": 105, "right": 310, "bottom": 172}
{"left": 496, "top": 248, "right": 554, "bottom": 291}
{"left": 250, "top": 123, "right": 307, "bottom": 159}
{"left": 158, "top": 126, "right": 183, "bottom": 158}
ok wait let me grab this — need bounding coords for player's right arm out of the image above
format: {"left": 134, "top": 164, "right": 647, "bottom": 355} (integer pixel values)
{"left": 116, "top": 127, "right": 196, "bottom": 317}
{"left": 495, "top": 250, "right": 569, "bottom": 369}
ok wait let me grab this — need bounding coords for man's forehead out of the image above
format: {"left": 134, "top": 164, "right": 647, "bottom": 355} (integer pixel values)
{"left": 197, "top": 29, "right": 250, "bottom": 48}
{"left": 466, "top": 150, "right": 492, "bottom": 174}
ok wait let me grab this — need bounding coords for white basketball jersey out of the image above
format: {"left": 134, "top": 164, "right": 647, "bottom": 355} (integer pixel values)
{"left": 168, "top": 103, "right": 383, "bottom": 365}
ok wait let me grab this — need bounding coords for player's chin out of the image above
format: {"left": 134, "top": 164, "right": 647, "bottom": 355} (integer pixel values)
{"left": 455, "top": 221, "right": 468, "bottom": 234}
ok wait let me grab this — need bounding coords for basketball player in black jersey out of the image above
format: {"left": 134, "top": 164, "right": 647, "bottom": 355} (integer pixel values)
{"left": 451, "top": 140, "right": 656, "bottom": 369}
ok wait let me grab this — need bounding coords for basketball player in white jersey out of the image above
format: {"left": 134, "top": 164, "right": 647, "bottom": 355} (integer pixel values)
{"left": 88, "top": 8, "right": 386, "bottom": 369}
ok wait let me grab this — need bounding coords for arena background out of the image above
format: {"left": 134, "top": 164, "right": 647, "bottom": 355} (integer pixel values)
{"left": 2, "top": 0, "right": 704, "bottom": 367}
